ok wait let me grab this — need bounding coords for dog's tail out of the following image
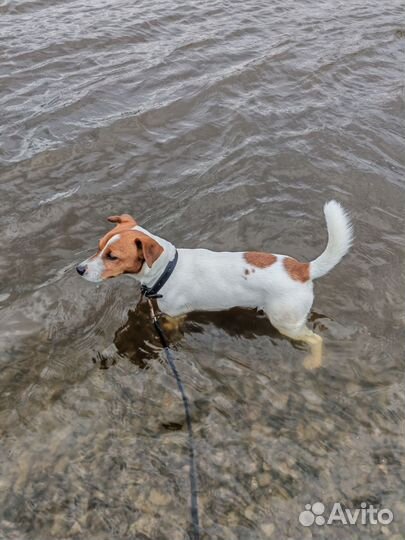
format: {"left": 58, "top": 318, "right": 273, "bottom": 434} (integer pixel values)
{"left": 310, "top": 200, "right": 353, "bottom": 280}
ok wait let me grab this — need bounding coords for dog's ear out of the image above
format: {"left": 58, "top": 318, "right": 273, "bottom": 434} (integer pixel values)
{"left": 107, "top": 214, "right": 137, "bottom": 226}
{"left": 135, "top": 236, "right": 163, "bottom": 268}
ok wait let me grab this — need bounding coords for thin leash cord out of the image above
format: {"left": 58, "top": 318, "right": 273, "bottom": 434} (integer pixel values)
{"left": 147, "top": 298, "right": 200, "bottom": 540}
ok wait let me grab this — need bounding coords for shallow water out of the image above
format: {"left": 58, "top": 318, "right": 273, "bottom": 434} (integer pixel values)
{"left": 0, "top": 0, "right": 404, "bottom": 539}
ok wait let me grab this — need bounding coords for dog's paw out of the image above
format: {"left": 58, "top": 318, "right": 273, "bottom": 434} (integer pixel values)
{"left": 303, "top": 354, "right": 323, "bottom": 370}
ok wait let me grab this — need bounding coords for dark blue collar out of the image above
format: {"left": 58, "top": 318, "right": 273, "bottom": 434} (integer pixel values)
{"left": 140, "top": 250, "right": 178, "bottom": 299}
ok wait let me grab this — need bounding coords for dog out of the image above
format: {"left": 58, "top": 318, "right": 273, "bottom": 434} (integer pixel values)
{"left": 77, "top": 201, "right": 352, "bottom": 368}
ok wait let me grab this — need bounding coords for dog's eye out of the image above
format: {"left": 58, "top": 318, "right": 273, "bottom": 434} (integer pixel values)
{"left": 107, "top": 252, "right": 118, "bottom": 261}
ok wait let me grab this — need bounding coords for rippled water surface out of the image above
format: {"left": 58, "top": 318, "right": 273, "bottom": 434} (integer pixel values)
{"left": 1, "top": 1, "right": 405, "bottom": 539}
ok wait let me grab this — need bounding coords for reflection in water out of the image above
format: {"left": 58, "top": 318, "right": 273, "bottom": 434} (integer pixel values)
{"left": 112, "top": 303, "right": 330, "bottom": 368}
{"left": 113, "top": 305, "right": 282, "bottom": 367}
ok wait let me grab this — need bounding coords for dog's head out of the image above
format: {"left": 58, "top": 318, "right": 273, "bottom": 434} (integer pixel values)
{"left": 76, "top": 214, "right": 163, "bottom": 282}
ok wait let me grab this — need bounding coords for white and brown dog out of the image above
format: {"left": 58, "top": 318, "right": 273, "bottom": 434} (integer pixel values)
{"left": 77, "top": 201, "right": 352, "bottom": 368}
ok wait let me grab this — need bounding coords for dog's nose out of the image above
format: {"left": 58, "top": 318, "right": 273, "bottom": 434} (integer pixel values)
{"left": 76, "top": 264, "right": 87, "bottom": 276}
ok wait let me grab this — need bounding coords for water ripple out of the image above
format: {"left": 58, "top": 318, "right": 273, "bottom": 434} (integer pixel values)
{"left": 0, "top": 0, "right": 404, "bottom": 538}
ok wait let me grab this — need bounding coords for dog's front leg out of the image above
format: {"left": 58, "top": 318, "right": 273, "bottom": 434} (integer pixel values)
{"left": 162, "top": 314, "right": 187, "bottom": 334}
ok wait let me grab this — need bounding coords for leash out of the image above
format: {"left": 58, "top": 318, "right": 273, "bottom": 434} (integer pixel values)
{"left": 144, "top": 294, "right": 200, "bottom": 540}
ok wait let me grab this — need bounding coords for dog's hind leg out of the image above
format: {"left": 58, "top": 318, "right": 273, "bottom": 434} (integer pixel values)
{"left": 298, "top": 328, "right": 323, "bottom": 370}
{"left": 275, "top": 322, "right": 323, "bottom": 369}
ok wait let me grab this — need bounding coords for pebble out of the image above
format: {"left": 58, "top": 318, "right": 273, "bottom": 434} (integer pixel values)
{"left": 129, "top": 516, "right": 154, "bottom": 537}
{"left": 301, "top": 388, "right": 323, "bottom": 405}
{"left": 257, "top": 472, "right": 271, "bottom": 487}
{"left": 272, "top": 393, "right": 289, "bottom": 410}
{"left": 50, "top": 513, "right": 67, "bottom": 537}
{"left": 69, "top": 521, "right": 82, "bottom": 537}
{"left": 244, "top": 460, "right": 258, "bottom": 474}
{"left": 260, "top": 522, "right": 275, "bottom": 537}
{"left": 250, "top": 477, "right": 258, "bottom": 489}
{"left": 1, "top": 520, "right": 14, "bottom": 529}
{"left": 148, "top": 488, "right": 172, "bottom": 506}
{"left": 244, "top": 505, "right": 256, "bottom": 521}
{"left": 394, "top": 501, "right": 405, "bottom": 515}
{"left": 226, "top": 511, "right": 239, "bottom": 527}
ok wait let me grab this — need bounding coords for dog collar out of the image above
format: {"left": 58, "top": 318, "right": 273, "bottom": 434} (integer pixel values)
{"left": 140, "top": 250, "right": 178, "bottom": 299}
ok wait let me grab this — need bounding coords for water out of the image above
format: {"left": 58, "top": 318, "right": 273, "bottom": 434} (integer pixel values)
{"left": 0, "top": 0, "right": 404, "bottom": 538}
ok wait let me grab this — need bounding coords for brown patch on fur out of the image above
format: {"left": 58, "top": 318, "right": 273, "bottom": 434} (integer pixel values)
{"left": 107, "top": 214, "right": 137, "bottom": 226}
{"left": 244, "top": 268, "right": 250, "bottom": 275}
{"left": 99, "top": 214, "right": 137, "bottom": 250}
{"left": 135, "top": 232, "right": 164, "bottom": 268}
{"left": 244, "top": 252, "right": 277, "bottom": 268}
{"left": 283, "top": 257, "right": 310, "bottom": 282}
{"left": 99, "top": 230, "right": 163, "bottom": 280}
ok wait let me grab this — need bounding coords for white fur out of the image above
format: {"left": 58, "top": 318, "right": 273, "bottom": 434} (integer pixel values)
{"left": 310, "top": 200, "right": 353, "bottom": 279}
{"left": 81, "top": 233, "right": 121, "bottom": 282}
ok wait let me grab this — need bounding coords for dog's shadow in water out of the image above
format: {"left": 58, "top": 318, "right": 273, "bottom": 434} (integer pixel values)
{"left": 99, "top": 301, "right": 325, "bottom": 369}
